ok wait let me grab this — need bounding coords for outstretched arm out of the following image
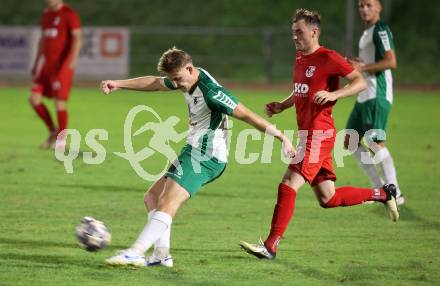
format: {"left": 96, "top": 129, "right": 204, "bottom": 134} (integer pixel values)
{"left": 232, "top": 103, "right": 295, "bottom": 157}
{"left": 101, "top": 77, "right": 170, "bottom": 94}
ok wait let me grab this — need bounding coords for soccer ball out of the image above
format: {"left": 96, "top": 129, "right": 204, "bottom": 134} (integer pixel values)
{"left": 75, "top": 217, "right": 111, "bottom": 251}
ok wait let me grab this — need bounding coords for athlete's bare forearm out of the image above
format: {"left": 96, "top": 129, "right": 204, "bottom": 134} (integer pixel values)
{"left": 362, "top": 57, "right": 397, "bottom": 73}
{"left": 280, "top": 92, "right": 295, "bottom": 110}
{"left": 232, "top": 103, "right": 295, "bottom": 157}
{"left": 362, "top": 50, "right": 397, "bottom": 74}
{"left": 333, "top": 70, "right": 367, "bottom": 99}
{"left": 101, "top": 76, "right": 169, "bottom": 94}
{"left": 233, "top": 103, "right": 284, "bottom": 142}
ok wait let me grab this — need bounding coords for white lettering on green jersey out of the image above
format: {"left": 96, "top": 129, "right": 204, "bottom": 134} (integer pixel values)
{"left": 213, "top": 91, "right": 238, "bottom": 110}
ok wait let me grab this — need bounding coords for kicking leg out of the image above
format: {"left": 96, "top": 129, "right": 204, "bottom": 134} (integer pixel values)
{"left": 106, "top": 178, "right": 189, "bottom": 266}
{"left": 143, "top": 176, "right": 173, "bottom": 267}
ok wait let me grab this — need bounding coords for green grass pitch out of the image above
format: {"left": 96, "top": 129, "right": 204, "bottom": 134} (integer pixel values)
{"left": 0, "top": 86, "right": 439, "bottom": 285}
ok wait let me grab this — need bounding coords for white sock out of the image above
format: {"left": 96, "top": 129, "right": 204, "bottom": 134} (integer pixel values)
{"left": 354, "top": 145, "right": 384, "bottom": 188}
{"left": 148, "top": 209, "right": 171, "bottom": 258}
{"left": 130, "top": 211, "right": 172, "bottom": 255}
{"left": 154, "top": 229, "right": 171, "bottom": 258}
{"left": 147, "top": 209, "right": 155, "bottom": 223}
{"left": 377, "top": 147, "right": 402, "bottom": 196}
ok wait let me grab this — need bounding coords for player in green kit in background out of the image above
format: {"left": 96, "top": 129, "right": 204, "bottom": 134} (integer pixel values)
{"left": 100, "top": 47, "right": 294, "bottom": 267}
{"left": 346, "top": 0, "right": 404, "bottom": 206}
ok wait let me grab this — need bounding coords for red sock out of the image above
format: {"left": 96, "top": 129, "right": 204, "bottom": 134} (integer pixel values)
{"left": 264, "top": 183, "right": 297, "bottom": 253}
{"left": 33, "top": 103, "right": 55, "bottom": 132}
{"left": 57, "top": 109, "right": 68, "bottom": 135}
{"left": 323, "top": 186, "right": 386, "bottom": 208}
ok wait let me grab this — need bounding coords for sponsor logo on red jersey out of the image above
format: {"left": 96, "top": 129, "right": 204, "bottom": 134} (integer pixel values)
{"left": 294, "top": 83, "right": 309, "bottom": 97}
{"left": 43, "top": 28, "right": 58, "bottom": 38}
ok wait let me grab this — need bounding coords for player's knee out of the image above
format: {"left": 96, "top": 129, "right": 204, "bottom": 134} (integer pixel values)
{"left": 281, "top": 178, "right": 293, "bottom": 188}
{"left": 144, "top": 188, "right": 160, "bottom": 209}
{"left": 319, "top": 195, "right": 338, "bottom": 208}
{"left": 319, "top": 199, "right": 330, "bottom": 208}
{"left": 29, "top": 93, "right": 41, "bottom": 106}
{"left": 320, "top": 202, "right": 332, "bottom": 208}
{"left": 281, "top": 173, "right": 295, "bottom": 189}
{"left": 55, "top": 100, "right": 67, "bottom": 111}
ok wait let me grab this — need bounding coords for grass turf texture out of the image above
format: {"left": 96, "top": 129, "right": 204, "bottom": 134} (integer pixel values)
{"left": 0, "top": 87, "right": 439, "bottom": 285}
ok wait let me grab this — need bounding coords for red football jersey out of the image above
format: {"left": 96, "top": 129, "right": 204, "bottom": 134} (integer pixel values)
{"left": 293, "top": 46, "right": 354, "bottom": 133}
{"left": 40, "top": 4, "right": 81, "bottom": 62}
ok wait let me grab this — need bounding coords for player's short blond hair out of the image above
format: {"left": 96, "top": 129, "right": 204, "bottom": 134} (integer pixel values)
{"left": 293, "top": 9, "right": 321, "bottom": 28}
{"left": 157, "top": 47, "right": 192, "bottom": 74}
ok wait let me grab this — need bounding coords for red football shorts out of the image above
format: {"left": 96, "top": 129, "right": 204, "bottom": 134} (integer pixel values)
{"left": 31, "top": 60, "right": 74, "bottom": 101}
{"left": 289, "top": 137, "right": 336, "bottom": 186}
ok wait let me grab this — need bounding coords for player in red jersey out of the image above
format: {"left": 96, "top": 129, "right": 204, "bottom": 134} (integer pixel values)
{"left": 239, "top": 9, "right": 399, "bottom": 260}
{"left": 29, "top": 0, "right": 82, "bottom": 149}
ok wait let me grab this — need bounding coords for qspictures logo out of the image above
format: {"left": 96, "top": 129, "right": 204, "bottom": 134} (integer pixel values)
{"left": 55, "top": 105, "right": 388, "bottom": 181}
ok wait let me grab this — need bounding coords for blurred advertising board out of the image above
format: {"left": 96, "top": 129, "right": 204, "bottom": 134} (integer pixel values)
{"left": 0, "top": 26, "right": 129, "bottom": 79}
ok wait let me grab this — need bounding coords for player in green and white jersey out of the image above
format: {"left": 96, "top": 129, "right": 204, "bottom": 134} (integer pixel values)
{"left": 100, "top": 47, "right": 294, "bottom": 267}
{"left": 345, "top": 0, "right": 404, "bottom": 206}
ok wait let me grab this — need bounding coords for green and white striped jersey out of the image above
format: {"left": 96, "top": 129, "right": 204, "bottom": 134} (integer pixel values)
{"left": 163, "top": 68, "right": 238, "bottom": 162}
{"left": 357, "top": 20, "right": 395, "bottom": 104}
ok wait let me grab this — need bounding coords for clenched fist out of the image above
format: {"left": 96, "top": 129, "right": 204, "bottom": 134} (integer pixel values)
{"left": 101, "top": 80, "right": 119, "bottom": 94}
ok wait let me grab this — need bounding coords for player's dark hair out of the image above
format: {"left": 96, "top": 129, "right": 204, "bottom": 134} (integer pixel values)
{"left": 157, "top": 47, "right": 192, "bottom": 74}
{"left": 293, "top": 9, "right": 321, "bottom": 28}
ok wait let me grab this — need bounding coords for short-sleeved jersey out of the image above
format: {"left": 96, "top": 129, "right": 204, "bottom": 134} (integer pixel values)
{"left": 164, "top": 68, "right": 239, "bottom": 162}
{"left": 357, "top": 20, "right": 395, "bottom": 104}
{"left": 293, "top": 46, "right": 354, "bottom": 133}
{"left": 40, "top": 4, "right": 81, "bottom": 62}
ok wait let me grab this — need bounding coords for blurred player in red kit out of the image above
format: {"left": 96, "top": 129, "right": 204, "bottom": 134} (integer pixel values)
{"left": 239, "top": 9, "right": 399, "bottom": 260}
{"left": 29, "top": 0, "right": 82, "bottom": 148}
